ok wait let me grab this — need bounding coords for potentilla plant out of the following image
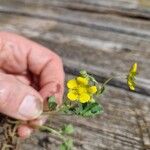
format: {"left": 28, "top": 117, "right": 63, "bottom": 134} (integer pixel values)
{"left": 38, "top": 63, "right": 137, "bottom": 150}
{"left": 1, "top": 63, "right": 138, "bottom": 150}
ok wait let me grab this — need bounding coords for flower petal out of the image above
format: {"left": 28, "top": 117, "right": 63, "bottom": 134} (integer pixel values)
{"left": 127, "top": 79, "right": 135, "bottom": 91}
{"left": 67, "top": 79, "right": 78, "bottom": 89}
{"left": 132, "top": 63, "right": 137, "bottom": 73}
{"left": 79, "top": 93, "right": 91, "bottom": 103}
{"left": 127, "top": 63, "right": 137, "bottom": 91}
{"left": 77, "top": 77, "right": 88, "bottom": 85}
{"left": 67, "top": 91, "right": 78, "bottom": 101}
{"left": 88, "top": 86, "right": 97, "bottom": 94}
{"left": 78, "top": 86, "right": 87, "bottom": 94}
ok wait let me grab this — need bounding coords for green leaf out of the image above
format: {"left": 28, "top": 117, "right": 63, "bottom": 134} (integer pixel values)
{"left": 59, "top": 104, "right": 77, "bottom": 115}
{"left": 60, "top": 101, "right": 103, "bottom": 117}
{"left": 60, "top": 139, "right": 73, "bottom": 150}
{"left": 80, "top": 70, "right": 87, "bottom": 77}
{"left": 60, "top": 143, "right": 67, "bottom": 150}
{"left": 80, "top": 70, "right": 98, "bottom": 84}
{"left": 61, "top": 124, "right": 74, "bottom": 135}
{"left": 74, "top": 104, "right": 83, "bottom": 115}
{"left": 48, "top": 96, "right": 57, "bottom": 111}
{"left": 79, "top": 102, "right": 103, "bottom": 117}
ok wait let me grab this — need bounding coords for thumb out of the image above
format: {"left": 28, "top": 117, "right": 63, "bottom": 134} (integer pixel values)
{"left": 0, "top": 73, "right": 43, "bottom": 121}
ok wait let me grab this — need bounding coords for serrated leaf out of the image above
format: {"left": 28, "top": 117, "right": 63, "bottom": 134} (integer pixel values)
{"left": 80, "top": 102, "right": 103, "bottom": 117}
{"left": 80, "top": 70, "right": 87, "bottom": 77}
{"left": 59, "top": 104, "right": 77, "bottom": 115}
{"left": 48, "top": 96, "right": 57, "bottom": 111}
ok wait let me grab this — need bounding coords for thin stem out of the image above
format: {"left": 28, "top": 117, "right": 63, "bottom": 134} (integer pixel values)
{"left": 38, "top": 125, "right": 65, "bottom": 140}
{"left": 7, "top": 119, "right": 21, "bottom": 125}
{"left": 102, "top": 74, "right": 127, "bottom": 87}
{"left": 102, "top": 76, "right": 114, "bottom": 87}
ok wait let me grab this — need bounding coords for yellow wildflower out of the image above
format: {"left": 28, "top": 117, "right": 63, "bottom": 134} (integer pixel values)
{"left": 67, "top": 76, "right": 97, "bottom": 103}
{"left": 127, "top": 63, "right": 137, "bottom": 90}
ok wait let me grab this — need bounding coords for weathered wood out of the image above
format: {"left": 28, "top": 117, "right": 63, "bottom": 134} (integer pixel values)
{"left": 0, "top": 1, "right": 149, "bottom": 149}
{"left": 20, "top": 74, "right": 150, "bottom": 150}
{"left": 0, "top": 14, "right": 149, "bottom": 96}
{"left": 0, "top": 0, "right": 150, "bottom": 19}
{"left": 0, "top": 0, "right": 150, "bottom": 39}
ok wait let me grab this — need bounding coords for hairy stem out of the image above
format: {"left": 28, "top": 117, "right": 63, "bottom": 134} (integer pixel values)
{"left": 38, "top": 125, "right": 65, "bottom": 141}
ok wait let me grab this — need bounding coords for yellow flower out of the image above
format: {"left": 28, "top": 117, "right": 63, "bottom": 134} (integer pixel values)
{"left": 127, "top": 63, "right": 137, "bottom": 90}
{"left": 67, "top": 76, "right": 97, "bottom": 103}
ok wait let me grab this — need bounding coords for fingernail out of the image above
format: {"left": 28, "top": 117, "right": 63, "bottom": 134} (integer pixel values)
{"left": 18, "top": 95, "right": 43, "bottom": 119}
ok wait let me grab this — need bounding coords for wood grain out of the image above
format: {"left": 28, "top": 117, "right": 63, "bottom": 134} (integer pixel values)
{"left": 0, "top": 1, "right": 149, "bottom": 149}
{"left": 0, "top": 0, "right": 150, "bottom": 19}
{"left": 21, "top": 74, "right": 150, "bottom": 150}
{"left": 0, "top": 14, "right": 149, "bottom": 96}
{"left": 0, "top": 0, "right": 150, "bottom": 38}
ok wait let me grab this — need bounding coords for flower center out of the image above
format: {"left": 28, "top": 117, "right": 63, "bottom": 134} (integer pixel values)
{"left": 78, "top": 86, "right": 87, "bottom": 94}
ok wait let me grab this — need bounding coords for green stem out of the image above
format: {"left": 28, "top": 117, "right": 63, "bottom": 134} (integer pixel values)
{"left": 102, "top": 76, "right": 114, "bottom": 87}
{"left": 101, "top": 74, "right": 128, "bottom": 91}
{"left": 102, "top": 74, "right": 127, "bottom": 86}
{"left": 38, "top": 125, "right": 65, "bottom": 140}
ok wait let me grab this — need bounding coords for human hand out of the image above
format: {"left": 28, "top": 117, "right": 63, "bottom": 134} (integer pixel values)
{"left": 0, "top": 32, "right": 64, "bottom": 138}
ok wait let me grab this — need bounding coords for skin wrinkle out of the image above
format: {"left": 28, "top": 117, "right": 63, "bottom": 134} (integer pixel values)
{"left": 0, "top": 38, "right": 28, "bottom": 74}
{"left": 41, "top": 56, "right": 64, "bottom": 86}
{"left": 27, "top": 46, "right": 56, "bottom": 92}
{"left": 26, "top": 47, "right": 32, "bottom": 74}
{"left": 40, "top": 81, "right": 56, "bottom": 92}
{"left": 15, "top": 75, "right": 31, "bottom": 85}
{"left": 39, "top": 59, "right": 55, "bottom": 87}
{"left": 39, "top": 57, "right": 52, "bottom": 81}
{"left": 28, "top": 43, "right": 53, "bottom": 75}
{"left": 6, "top": 41, "right": 21, "bottom": 71}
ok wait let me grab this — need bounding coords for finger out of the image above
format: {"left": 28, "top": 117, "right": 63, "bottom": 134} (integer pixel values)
{"left": 17, "top": 124, "right": 33, "bottom": 139}
{"left": 27, "top": 40, "right": 65, "bottom": 104}
{"left": 15, "top": 75, "right": 31, "bottom": 85}
{"left": 40, "top": 81, "right": 64, "bottom": 105}
{"left": 18, "top": 114, "right": 49, "bottom": 138}
{"left": 0, "top": 73, "right": 43, "bottom": 121}
{"left": 0, "top": 32, "right": 65, "bottom": 103}
{"left": 29, "top": 114, "right": 49, "bottom": 127}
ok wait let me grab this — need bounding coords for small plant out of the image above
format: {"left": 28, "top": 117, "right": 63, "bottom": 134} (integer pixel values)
{"left": 1, "top": 63, "right": 138, "bottom": 150}
{"left": 38, "top": 63, "right": 138, "bottom": 149}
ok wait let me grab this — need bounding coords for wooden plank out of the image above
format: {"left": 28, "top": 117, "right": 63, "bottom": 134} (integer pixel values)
{"left": 37, "top": 0, "right": 150, "bottom": 19}
{"left": 0, "top": 14, "right": 149, "bottom": 50}
{"left": 0, "top": 1, "right": 149, "bottom": 149}
{"left": 20, "top": 74, "right": 150, "bottom": 150}
{"left": 0, "top": 0, "right": 150, "bottom": 19}
{"left": 0, "top": 14, "right": 149, "bottom": 96}
{"left": 0, "top": 0, "right": 150, "bottom": 39}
